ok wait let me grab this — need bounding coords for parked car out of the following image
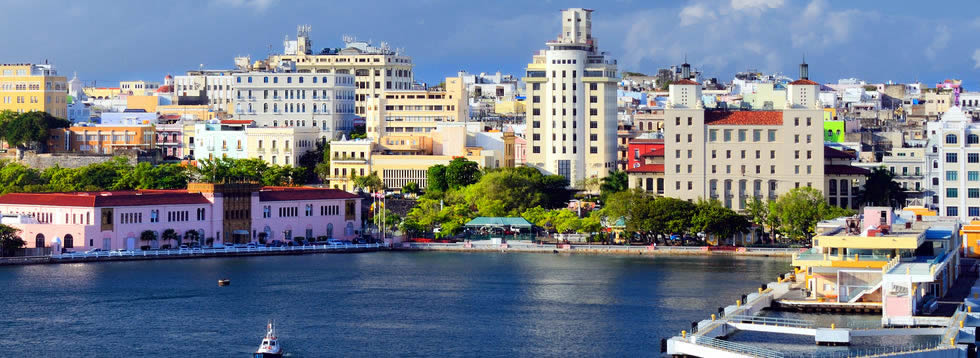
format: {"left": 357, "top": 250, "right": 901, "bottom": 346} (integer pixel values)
{"left": 245, "top": 243, "right": 258, "bottom": 249}
{"left": 327, "top": 239, "right": 343, "bottom": 245}
{"left": 85, "top": 248, "right": 102, "bottom": 254}
{"left": 178, "top": 245, "right": 189, "bottom": 251}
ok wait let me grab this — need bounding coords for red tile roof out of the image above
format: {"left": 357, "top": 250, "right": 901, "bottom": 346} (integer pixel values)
{"left": 705, "top": 111, "right": 782, "bottom": 125}
{"left": 259, "top": 187, "right": 359, "bottom": 201}
{"left": 789, "top": 79, "right": 819, "bottom": 85}
{"left": 673, "top": 79, "right": 700, "bottom": 85}
{"left": 825, "top": 165, "right": 870, "bottom": 175}
{"left": 0, "top": 190, "right": 210, "bottom": 207}
{"left": 220, "top": 120, "right": 253, "bottom": 125}
{"left": 641, "top": 148, "right": 665, "bottom": 157}
{"left": 627, "top": 164, "right": 665, "bottom": 174}
{"left": 156, "top": 85, "right": 172, "bottom": 93}
{"left": 824, "top": 146, "right": 855, "bottom": 159}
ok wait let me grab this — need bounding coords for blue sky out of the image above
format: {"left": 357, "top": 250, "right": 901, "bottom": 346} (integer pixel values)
{"left": 2, "top": 0, "right": 979, "bottom": 88}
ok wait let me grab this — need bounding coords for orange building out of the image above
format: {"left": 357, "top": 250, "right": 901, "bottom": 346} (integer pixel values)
{"left": 48, "top": 125, "right": 156, "bottom": 154}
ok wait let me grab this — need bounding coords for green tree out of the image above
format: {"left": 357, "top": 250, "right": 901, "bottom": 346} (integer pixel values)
{"left": 0, "top": 224, "right": 25, "bottom": 256}
{"left": 691, "top": 199, "right": 751, "bottom": 245}
{"left": 140, "top": 230, "right": 158, "bottom": 247}
{"left": 161, "top": 228, "right": 180, "bottom": 248}
{"left": 599, "top": 170, "right": 629, "bottom": 202}
{"left": 184, "top": 230, "right": 201, "bottom": 246}
{"left": 860, "top": 167, "right": 907, "bottom": 208}
{"left": 772, "top": 187, "right": 855, "bottom": 242}
{"left": 746, "top": 197, "right": 779, "bottom": 243}
{"left": 402, "top": 181, "right": 420, "bottom": 196}
{"left": 352, "top": 171, "right": 384, "bottom": 192}
{"left": 427, "top": 164, "right": 448, "bottom": 193}
{"left": 553, "top": 210, "right": 582, "bottom": 234}
{"left": 445, "top": 158, "right": 481, "bottom": 189}
{"left": 579, "top": 210, "right": 603, "bottom": 235}
{"left": 462, "top": 167, "right": 572, "bottom": 216}
{"left": 0, "top": 111, "right": 70, "bottom": 151}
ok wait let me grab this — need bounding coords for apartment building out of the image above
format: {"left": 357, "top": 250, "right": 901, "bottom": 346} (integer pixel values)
{"left": 119, "top": 80, "right": 160, "bottom": 95}
{"left": 173, "top": 70, "right": 241, "bottom": 112}
{"left": 524, "top": 8, "right": 619, "bottom": 186}
{"left": 192, "top": 120, "right": 319, "bottom": 166}
{"left": 0, "top": 63, "right": 67, "bottom": 118}
{"left": 364, "top": 77, "right": 468, "bottom": 138}
{"left": 326, "top": 125, "right": 514, "bottom": 191}
{"left": 626, "top": 138, "right": 665, "bottom": 194}
{"left": 926, "top": 106, "right": 980, "bottom": 219}
{"left": 241, "top": 25, "right": 414, "bottom": 116}
{"left": 663, "top": 62, "right": 826, "bottom": 210}
{"left": 231, "top": 71, "right": 356, "bottom": 141}
{"left": 48, "top": 125, "right": 156, "bottom": 154}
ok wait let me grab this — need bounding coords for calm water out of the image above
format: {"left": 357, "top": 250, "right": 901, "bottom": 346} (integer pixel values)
{"left": 0, "top": 252, "right": 790, "bottom": 357}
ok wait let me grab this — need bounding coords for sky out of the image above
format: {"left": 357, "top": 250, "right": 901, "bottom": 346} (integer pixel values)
{"left": 2, "top": 0, "right": 980, "bottom": 88}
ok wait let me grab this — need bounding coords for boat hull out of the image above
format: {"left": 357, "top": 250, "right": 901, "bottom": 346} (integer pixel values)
{"left": 253, "top": 353, "right": 283, "bottom": 358}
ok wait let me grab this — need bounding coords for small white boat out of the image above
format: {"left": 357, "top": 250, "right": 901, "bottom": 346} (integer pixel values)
{"left": 254, "top": 321, "right": 283, "bottom": 358}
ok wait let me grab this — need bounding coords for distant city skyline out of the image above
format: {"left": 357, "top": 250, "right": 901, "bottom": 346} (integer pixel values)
{"left": 3, "top": 0, "right": 980, "bottom": 88}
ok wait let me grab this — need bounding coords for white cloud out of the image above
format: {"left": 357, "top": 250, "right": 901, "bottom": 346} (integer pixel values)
{"left": 211, "top": 0, "right": 277, "bottom": 12}
{"left": 972, "top": 49, "right": 980, "bottom": 69}
{"left": 924, "top": 25, "right": 950, "bottom": 60}
{"left": 731, "top": 0, "right": 784, "bottom": 11}
{"left": 679, "top": 3, "right": 715, "bottom": 26}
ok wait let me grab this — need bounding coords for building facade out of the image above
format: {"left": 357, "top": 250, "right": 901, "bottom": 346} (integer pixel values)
{"left": 524, "top": 8, "right": 619, "bottom": 186}
{"left": 48, "top": 125, "right": 156, "bottom": 154}
{"left": 663, "top": 62, "right": 826, "bottom": 210}
{"left": 364, "top": 77, "right": 468, "bottom": 138}
{"left": 926, "top": 106, "right": 980, "bottom": 219}
{"left": 0, "top": 184, "right": 362, "bottom": 250}
{"left": 242, "top": 26, "right": 414, "bottom": 116}
{"left": 192, "top": 120, "right": 319, "bottom": 166}
{"left": 0, "top": 63, "right": 67, "bottom": 118}
{"left": 231, "top": 71, "right": 356, "bottom": 141}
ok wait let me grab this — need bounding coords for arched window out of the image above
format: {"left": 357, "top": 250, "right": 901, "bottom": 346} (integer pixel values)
{"left": 35, "top": 234, "right": 45, "bottom": 248}
{"left": 64, "top": 234, "right": 74, "bottom": 248}
{"left": 969, "top": 134, "right": 979, "bottom": 144}
{"left": 326, "top": 223, "right": 334, "bottom": 239}
{"left": 828, "top": 179, "right": 838, "bottom": 196}
{"left": 345, "top": 222, "right": 354, "bottom": 236}
{"left": 946, "top": 134, "right": 958, "bottom": 144}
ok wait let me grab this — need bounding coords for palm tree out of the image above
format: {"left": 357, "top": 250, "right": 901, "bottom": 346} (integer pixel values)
{"left": 599, "top": 171, "right": 629, "bottom": 202}
{"left": 140, "top": 230, "right": 157, "bottom": 249}
{"left": 184, "top": 230, "right": 201, "bottom": 246}
{"left": 161, "top": 229, "right": 180, "bottom": 248}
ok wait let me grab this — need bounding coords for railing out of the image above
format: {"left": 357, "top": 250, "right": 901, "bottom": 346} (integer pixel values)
{"left": 727, "top": 315, "right": 814, "bottom": 328}
{"left": 53, "top": 243, "right": 385, "bottom": 260}
{"left": 692, "top": 336, "right": 783, "bottom": 358}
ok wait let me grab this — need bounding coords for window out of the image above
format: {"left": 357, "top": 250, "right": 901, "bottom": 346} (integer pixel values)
{"left": 947, "top": 153, "right": 958, "bottom": 163}
{"left": 768, "top": 130, "right": 776, "bottom": 142}
{"left": 948, "top": 206, "right": 959, "bottom": 217}
{"left": 971, "top": 153, "right": 979, "bottom": 163}
{"left": 738, "top": 130, "right": 746, "bottom": 142}
{"left": 150, "top": 210, "right": 159, "bottom": 223}
{"left": 970, "top": 171, "right": 979, "bottom": 181}
{"left": 946, "top": 134, "right": 958, "bottom": 144}
{"left": 753, "top": 130, "right": 761, "bottom": 142}
{"left": 709, "top": 130, "right": 717, "bottom": 141}
{"left": 971, "top": 207, "right": 980, "bottom": 217}
{"left": 948, "top": 188, "right": 959, "bottom": 198}
{"left": 970, "top": 188, "right": 980, "bottom": 198}
{"left": 969, "top": 134, "right": 979, "bottom": 144}
{"left": 723, "top": 130, "right": 732, "bottom": 141}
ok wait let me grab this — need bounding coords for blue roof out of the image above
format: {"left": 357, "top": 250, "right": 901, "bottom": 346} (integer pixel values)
{"left": 925, "top": 228, "right": 953, "bottom": 240}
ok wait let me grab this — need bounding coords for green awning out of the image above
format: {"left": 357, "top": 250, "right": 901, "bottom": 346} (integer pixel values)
{"left": 465, "top": 217, "right": 532, "bottom": 228}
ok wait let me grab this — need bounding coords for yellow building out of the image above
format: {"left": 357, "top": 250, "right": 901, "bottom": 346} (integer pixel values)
{"left": 364, "top": 77, "right": 468, "bottom": 138}
{"left": 48, "top": 125, "right": 156, "bottom": 154}
{"left": 792, "top": 207, "right": 960, "bottom": 307}
{"left": 119, "top": 80, "right": 160, "bottom": 95}
{"left": 494, "top": 100, "right": 525, "bottom": 115}
{"left": 83, "top": 87, "right": 121, "bottom": 100}
{"left": 326, "top": 125, "right": 514, "bottom": 191}
{"left": 0, "top": 63, "right": 68, "bottom": 118}
{"left": 126, "top": 95, "right": 160, "bottom": 113}
{"left": 157, "top": 104, "right": 215, "bottom": 121}
{"left": 961, "top": 220, "right": 980, "bottom": 258}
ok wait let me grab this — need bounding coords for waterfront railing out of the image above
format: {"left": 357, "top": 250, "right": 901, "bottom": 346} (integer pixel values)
{"left": 53, "top": 243, "right": 386, "bottom": 260}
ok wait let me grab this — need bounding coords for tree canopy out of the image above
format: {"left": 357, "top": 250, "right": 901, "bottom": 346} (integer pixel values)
{"left": 860, "top": 167, "right": 906, "bottom": 208}
{"left": 0, "top": 111, "right": 70, "bottom": 151}
{"left": 0, "top": 224, "right": 25, "bottom": 256}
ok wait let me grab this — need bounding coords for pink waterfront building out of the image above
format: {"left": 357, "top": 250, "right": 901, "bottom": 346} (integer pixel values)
{"left": 0, "top": 183, "right": 362, "bottom": 251}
